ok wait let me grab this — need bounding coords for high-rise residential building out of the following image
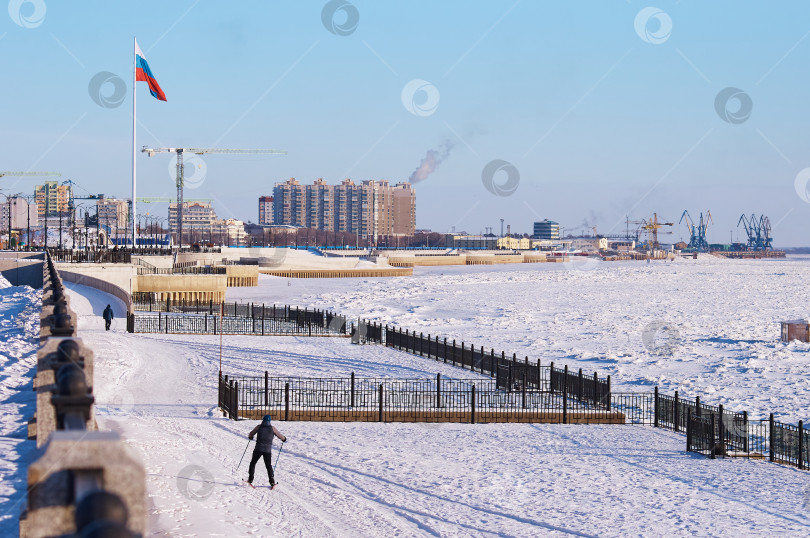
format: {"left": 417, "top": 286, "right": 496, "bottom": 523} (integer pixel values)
{"left": 169, "top": 201, "right": 217, "bottom": 242}
{"left": 96, "top": 198, "right": 129, "bottom": 229}
{"left": 0, "top": 197, "right": 38, "bottom": 229}
{"left": 258, "top": 196, "right": 274, "bottom": 226}
{"left": 533, "top": 219, "right": 560, "bottom": 240}
{"left": 270, "top": 178, "right": 416, "bottom": 241}
{"left": 34, "top": 181, "right": 71, "bottom": 217}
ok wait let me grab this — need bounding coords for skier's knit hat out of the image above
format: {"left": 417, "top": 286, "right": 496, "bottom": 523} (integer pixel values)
{"left": 262, "top": 414, "right": 272, "bottom": 423}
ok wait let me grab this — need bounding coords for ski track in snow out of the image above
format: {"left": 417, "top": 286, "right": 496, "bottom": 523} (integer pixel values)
{"left": 0, "top": 276, "right": 41, "bottom": 536}
{"left": 13, "top": 259, "right": 804, "bottom": 536}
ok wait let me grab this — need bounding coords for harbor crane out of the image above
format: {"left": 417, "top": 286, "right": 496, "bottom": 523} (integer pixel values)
{"left": 679, "top": 210, "right": 713, "bottom": 252}
{"left": 141, "top": 147, "right": 286, "bottom": 246}
{"left": 737, "top": 214, "right": 773, "bottom": 251}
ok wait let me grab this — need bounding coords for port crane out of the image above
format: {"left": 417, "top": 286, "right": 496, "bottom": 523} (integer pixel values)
{"left": 141, "top": 147, "right": 286, "bottom": 246}
{"left": 737, "top": 214, "right": 772, "bottom": 251}
{"left": 679, "top": 210, "right": 713, "bottom": 252}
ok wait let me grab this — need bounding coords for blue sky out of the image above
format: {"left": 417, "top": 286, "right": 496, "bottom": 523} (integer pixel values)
{"left": 1, "top": 1, "right": 810, "bottom": 245}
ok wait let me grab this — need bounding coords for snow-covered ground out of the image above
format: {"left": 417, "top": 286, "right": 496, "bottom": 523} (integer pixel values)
{"left": 228, "top": 255, "right": 810, "bottom": 423}
{"left": 50, "top": 257, "right": 810, "bottom": 536}
{"left": 0, "top": 276, "right": 41, "bottom": 536}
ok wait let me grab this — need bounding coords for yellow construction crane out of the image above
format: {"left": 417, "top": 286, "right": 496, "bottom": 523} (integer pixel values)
{"left": 0, "top": 171, "right": 61, "bottom": 178}
{"left": 638, "top": 213, "right": 674, "bottom": 249}
{"left": 141, "top": 147, "right": 286, "bottom": 246}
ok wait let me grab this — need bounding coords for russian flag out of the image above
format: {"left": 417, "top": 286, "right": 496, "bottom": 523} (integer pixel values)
{"left": 135, "top": 40, "right": 167, "bottom": 101}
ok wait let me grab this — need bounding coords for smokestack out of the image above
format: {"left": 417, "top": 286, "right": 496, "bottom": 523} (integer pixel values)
{"left": 409, "top": 140, "right": 455, "bottom": 184}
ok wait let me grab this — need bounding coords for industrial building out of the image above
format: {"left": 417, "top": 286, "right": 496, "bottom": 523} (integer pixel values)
{"left": 271, "top": 178, "right": 416, "bottom": 240}
{"left": 533, "top": 219, "right": 559, "bottom": 240}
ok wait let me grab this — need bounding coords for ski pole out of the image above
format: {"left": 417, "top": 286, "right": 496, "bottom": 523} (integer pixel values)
{"left": 237, "top": 438, "right": 252, "bottom": 471}
{"left": 273, "top": 441, "right": 285, "bottom": 474}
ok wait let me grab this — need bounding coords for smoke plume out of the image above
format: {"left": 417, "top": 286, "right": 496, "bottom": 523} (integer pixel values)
{"left": 409, "top": 140, "right": 455, "bottom": 184}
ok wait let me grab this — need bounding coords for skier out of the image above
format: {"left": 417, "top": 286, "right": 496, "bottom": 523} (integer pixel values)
{"left": 102, "top": 304, "right": 114, "bottom": 331}
{"left": 247, "top": 415, "right": 287, "bottom": 488}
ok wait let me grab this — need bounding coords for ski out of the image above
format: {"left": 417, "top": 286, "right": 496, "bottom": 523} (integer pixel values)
{"left": 244, "top": 480, "right": 255, "bottom": 489}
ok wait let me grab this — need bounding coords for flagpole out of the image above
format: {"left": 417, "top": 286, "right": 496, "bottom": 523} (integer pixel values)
{"left": 131, "top": 36, "right": 137, "bottom": 250}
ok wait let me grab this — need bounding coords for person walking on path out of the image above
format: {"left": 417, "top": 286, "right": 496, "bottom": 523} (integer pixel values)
{"left": 247, "top": 415, "right": 287, "bottom": 488}
{"left": 102, "top": 304, "right": 114, "bottom": 331}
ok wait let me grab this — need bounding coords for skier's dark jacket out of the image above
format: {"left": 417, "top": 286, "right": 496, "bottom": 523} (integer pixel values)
{"left": 102, "top": 305, "right": 114, "bottom": 321}
{"left": 249, "top": 417, "right": 286, "bottom": 453}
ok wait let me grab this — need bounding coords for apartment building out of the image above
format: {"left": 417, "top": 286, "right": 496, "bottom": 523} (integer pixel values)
{"left": 271, "top": 178, "right": 416, "bottom": 240}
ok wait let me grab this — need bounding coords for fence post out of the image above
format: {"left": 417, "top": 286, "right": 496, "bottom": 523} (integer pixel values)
{"left": 654, "top": 386, "right": 659, "bottom": 428}
{"left": 234, "top": 381, "right": 239, "bottom": 420}
{"left": 718, "top": 404, "right": 724, "bottom": 455}
{"left": 436, "top": 373, "right": 441, "bottom": 408}
{"left": 264, "top": 371, "right": 269, "bottom": 410}
{"left": 350, "top": 372, "right": 355, "bottom": 408}
{"left": 379, "top": 384, "right": 384, "bottom": 422}
{"left": 578, "top": 369, "right": 583, "bottom": 402}
{"left": 522, "top": 372, "right": 527, "bottom": 409}
{"left": 204, "top": 314, "right": 207, "bottom": 332}
{"left": 674, "top": 390, "right": 679, "bottom": 432}
{"left": 769, "top": 413, "right": 775, "bottom": 462}
{"left": 710, "top": 413, "right": 716, "bottom": 459}
{"left": 284, "top": 383, "right": 290, "bottom": 421}
{"left": 696, "top": 396, "right": 701, "bottom": 417}
{"left": 420, "top": 332, "right": 424, "bottom": 356}
{"left": 452, "top": 340, "right": 457, "bottom": 366}
{"left": 537, "top": 359, "right": 541, "bottom": 391}
{"left": 799, "top": 420, "right": 805, "bottom": 470}
{"left": 606, "top": 376, "right": 611, "bottom": 410}
{"left": 562, "top": 386, "right": 568, "bottom": 425}
{"left": 507, "top": 363, "right": 512, "bottom": 393}
{"left": 592, "top": 372, "right": 597, "bottom": 404}
{"left": 563, "top": 365, "right": 568, "bottom": 398}
{"left": 742, "top": 410, "right": 749, "bottom": 454}
{"left": 471, "top": 385, "right": 476, "bottom": 424}
{"left": 686, "top": 412, "right": 692, "bottom": 452}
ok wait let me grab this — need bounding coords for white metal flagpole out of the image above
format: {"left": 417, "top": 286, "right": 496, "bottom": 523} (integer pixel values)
{"left": 132, "top": 36, "right": 137, "bottom": 249}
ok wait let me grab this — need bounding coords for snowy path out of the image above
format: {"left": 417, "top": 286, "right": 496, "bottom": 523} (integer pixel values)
{"left": 0, "top": 278, "right": 40, "bottom": 536}
{"left": 60, "top": 279, "right": 810, "bottom": 536}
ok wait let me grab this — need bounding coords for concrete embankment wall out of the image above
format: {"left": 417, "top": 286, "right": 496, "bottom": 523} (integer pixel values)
{"left": 0, "top": 252, "right": 45, "bottom": 287}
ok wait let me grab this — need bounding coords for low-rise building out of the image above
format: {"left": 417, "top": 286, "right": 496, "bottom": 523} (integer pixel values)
{"left": 570, "top": 237, "right": 608, "bottom": 252}
{"left": 497, "top": 236, "right": 531, "bottom": 250}
{"left": 444, "top": 234, "right": 497, "bottom": 250}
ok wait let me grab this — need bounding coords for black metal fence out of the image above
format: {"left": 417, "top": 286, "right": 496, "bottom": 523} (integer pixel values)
{"left": 49, "top": 248, "right": 133, "bottom": 263}
{"left": 130, "top": 308, "right": 346, "bottom": 336}
{"left": 217, "top": 372, "right": 624, "bottom": 424}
